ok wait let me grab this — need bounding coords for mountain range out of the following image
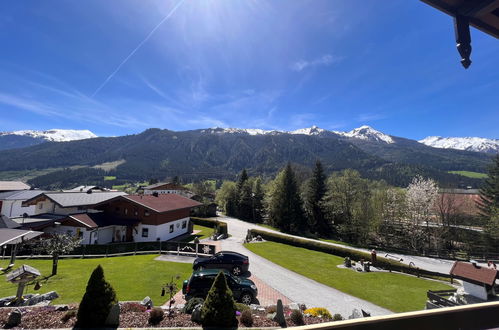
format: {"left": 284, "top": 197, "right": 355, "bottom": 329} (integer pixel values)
{"left": 0, "top": 126, "right": 495, "bottom": 190}
{"left": 0, "top": 129, "right": 97, "bottom": 150}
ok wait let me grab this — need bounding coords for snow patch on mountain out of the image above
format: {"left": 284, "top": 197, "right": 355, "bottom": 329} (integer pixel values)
{"left": 338, "top": 125, "right": 394, "bottom": 144}
{"left": 203, "top": 125, "right": 394, "bottom": 143}
{"left": 0, "top": 129, "right": 97, "bottom": 142}
{"left": 419, "top": 136, "right": 499, "bottom": 153}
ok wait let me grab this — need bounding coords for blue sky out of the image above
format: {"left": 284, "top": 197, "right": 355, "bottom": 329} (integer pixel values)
{"left": 0, "top": 0, "right": 498, "bottom": 140}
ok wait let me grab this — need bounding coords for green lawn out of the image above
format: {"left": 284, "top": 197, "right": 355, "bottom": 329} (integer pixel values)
{"left": 448, "top": 170, "right": 487, "bottom": 179}
{"left": 245, "top": 242, "right": 453, "bottom": 313}
{"left": 104, "top": 176, "right": 117, "bottom": 181}
{"left": 0, "top": 255, "right": 192, "bottom": 305}
{"left": 177, "top": 225, "right": 214, "bottom": 242}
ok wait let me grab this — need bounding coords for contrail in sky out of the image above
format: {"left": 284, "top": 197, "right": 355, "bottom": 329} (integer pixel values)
{"left": 91, "top": 0, "right": 186, "bottom": 98}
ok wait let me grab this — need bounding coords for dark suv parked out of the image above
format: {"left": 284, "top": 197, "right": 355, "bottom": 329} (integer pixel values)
{"left": 193, "top": 251, "right": 249, "bottom": 276}
{"left": 182, "top": 269, "right": 257, "bottom": 304}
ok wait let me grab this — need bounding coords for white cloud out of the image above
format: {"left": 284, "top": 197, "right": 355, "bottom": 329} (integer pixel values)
{"left": 291, "top": 54, "right": 342, "bottom": 72}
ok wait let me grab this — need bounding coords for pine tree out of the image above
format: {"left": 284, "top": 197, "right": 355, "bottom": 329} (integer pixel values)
{"left": 304, "top": 160, "right": 328, "bottom": 235}
{"left": 76, "top": 265, "right": 117, "bottom": 328}
{"left": 200, "top": 271, "right": 237, "bottom": 328}
{"left": 235, "top": 169, "right": 249, "bottom": 219}
{"left": 478, "top": 154, "right": 499, "bottom": 218}
{"left": 252, "top": 177, "right": 264, "bottom": 223}
{"left": 238, "top": 181, "right": 254, "bottom": 221}
{"left": 268, "top": 163, "right": 306, "bottom": 233}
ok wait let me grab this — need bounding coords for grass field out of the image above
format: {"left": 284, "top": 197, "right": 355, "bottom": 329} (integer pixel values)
{"left": 245, "top": 242, "right": 453, "bottom": 313}
{"left": 448, "top": 170, "right": 488, "bottom": 179}
{"left": 0, "top": 255, "right": 192, "bottom": 305}
{"left": 178, "top": 225, "right": 213, "bottom": 242}
{"left": 104, "top": 176, "right": 117, "bottom": 181}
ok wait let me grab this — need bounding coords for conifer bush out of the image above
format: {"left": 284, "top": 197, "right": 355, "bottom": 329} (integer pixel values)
{"left": 239, "top": 309, "right": 253, "bottom": 327}
{"left": 200, "top": 271, "right": 237, "bottom": 328}
{"left": 148, "top": 307, "right": 164, "bottom": 325}
{"left": 75, "top": 265, "right": 117, "bottom": 328}
{"left": 290, "top": 309, "right": 305, "bottom": 326}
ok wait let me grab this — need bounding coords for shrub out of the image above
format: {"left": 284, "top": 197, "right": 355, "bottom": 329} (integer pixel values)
{"left": 235, "top": 302, "right": 251, "bottom": 313}
{"left": 148, "top": 307, "right": 164, "bottom": 325}
{"left": 200, "top": 271, "right": 238, "bottom": 328}
{"left": 61, "top": 310, "right": 77, "bottom": 323}
{"left": 304, "top": 307, "right": 332, "bottom": 319}
{"left": 182, "top": 298, "right": 204, "bottom": 314}
{"left": 266, "top": 305, "right": 277, "bottom": 313}
{"left": 333, "top": 313, "right": 343, "bottom": 321}
{"left": 239, "top": 309, "right": 253, "bottom": 327}
{"left": 121, "top": 302, "right": 147, "bottom": 313}
{"left": 290, "top": 309, "right": 305, "bottom": 326}
{"left": 76, "top": 265, "right": 118, "bottom": 328}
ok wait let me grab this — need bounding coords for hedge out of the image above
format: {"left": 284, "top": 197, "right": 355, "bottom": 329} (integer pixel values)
{"left": 248, "top": 229, "right": 452, "bottom": 281}
{"left": 191, "top": 217, "right": 228, "bottom": 236}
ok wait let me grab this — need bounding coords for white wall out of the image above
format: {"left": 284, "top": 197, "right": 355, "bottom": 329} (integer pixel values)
{"left": 133, "top": 217, "right": 189, "bottom": 242}
{"left": 144, "top": 189, "right": 185, "bottom": 195}
{"left": 463, "top": 281, "right": 488, "bottom": 300}
{"left": 1, "top": 200, "right": 36, "bottom": 218}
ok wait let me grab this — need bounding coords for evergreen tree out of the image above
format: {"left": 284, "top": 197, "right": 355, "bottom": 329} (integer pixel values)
{"left": 252, "top": 177, "right": 265, "bottom": 223}
{"left": 238, "top": 181, "right": 254, "bottom": 221}
{"left": 76, "top": 265, "right": 118, "bottom": 328}
{"left": 200, "top": 271, "right": 237, "bottom": 328}
{"left": 235, "top": 169, "right": 249, "bottom": 218}
{"left": 172, "top": 176, "right": 180, "bottom": 185}
{"left": 478, "top": 154, "right": 499, "bottom": 218}
{"left": 304, "top": 160, "right": 328, "bottom": 235}
{"left": 215, "top": 181, "right": 237, "bottom": 216}
{"left": 267, "top": 163, "right": 306, "bottom": 233}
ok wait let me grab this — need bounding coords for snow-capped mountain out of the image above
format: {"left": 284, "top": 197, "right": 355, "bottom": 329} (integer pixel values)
{"left": 419, "top": 136, "right": 499, "bottom": 154}
{"left": 202, "top": 125, "right": 394, "bottom": 142}
{"left": 336, "top": 125, "right": 394, "bottom": 144}
{"left": 0, "top": 129, "right": 97, "bottom": 142}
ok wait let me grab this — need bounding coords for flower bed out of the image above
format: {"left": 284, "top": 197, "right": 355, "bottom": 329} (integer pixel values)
{"left": 0, "top": 303, "right": 334, "bottom": 328}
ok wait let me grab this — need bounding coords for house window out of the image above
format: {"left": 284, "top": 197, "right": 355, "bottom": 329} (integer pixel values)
{"left": 144, "top": 211, "right": 150, "bottom": 216}
{"left": 142, "top": 228, "right": 149, "bottom": 237}
{"left": 124, "top": 208, "right": 128, "bottom": 215}
{"left": 169, "top": 224, "right": 174, "bottom": 233}
{"left": 182, "top": 220, "right": 187, "bottom": 229}
{"left": 38, "top": 203, "right": 43, "bottom": 210}
{"left": 134, "top": 209, "right": 138, "bottom": 216}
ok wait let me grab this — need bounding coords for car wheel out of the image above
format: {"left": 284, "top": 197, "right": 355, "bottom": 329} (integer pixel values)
{"left": 240, "top": 293, "right": 252, "bottom": 305}
{"left": 232, "top": 266, "right": 242, "bottom": 276}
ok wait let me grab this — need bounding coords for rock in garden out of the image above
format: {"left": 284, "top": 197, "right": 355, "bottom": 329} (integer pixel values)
{"left": 6, "top": 308, "right": 22, "bottom": 327}
{"left": 0, "top": 295, "right": 15, "bottom": 307}
{"left": 140, "top": 296, "right": 153, "bottom": 308}
{"left": 349, "top": 309, "right": 362, "bottom": 319}
{"left": 191, "top": 304, "right": 202, "bottom": 323}
{"left": 105, "top": 303, "right": 120, "bottom": 327}
{"left": 55, "top": 305, "right": 69, "bottom": 311}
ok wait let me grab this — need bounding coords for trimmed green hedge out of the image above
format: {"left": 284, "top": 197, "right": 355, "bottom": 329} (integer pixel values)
{"left": 248, "top": 229, "right": 451, "bottom": 281}
{"left": 191, "top": 217, "right": 228, "bottom": 236}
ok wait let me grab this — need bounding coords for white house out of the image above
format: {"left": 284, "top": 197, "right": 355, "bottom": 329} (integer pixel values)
{"left": 0, "top": 190, "right": 45, "bottom": 218}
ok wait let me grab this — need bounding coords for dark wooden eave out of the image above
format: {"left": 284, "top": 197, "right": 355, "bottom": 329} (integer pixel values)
{"left": 421, "top": 0, "right": 499, "bottom": 68}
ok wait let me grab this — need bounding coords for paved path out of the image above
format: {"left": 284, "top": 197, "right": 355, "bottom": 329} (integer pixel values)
{"left": 218, "top": 215, "right": 456, "bottom": 274}
{"left": 220, "top": 217, "right": 392, "bottom": 317}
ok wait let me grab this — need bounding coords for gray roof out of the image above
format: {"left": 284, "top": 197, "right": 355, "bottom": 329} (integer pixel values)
{"left": 64, "top": 185, "right": 102, "bottom": 192}
{"left": 43, "top": 191, "right": 127, "bottom": 207}
{"left": 7, "top": 264, "right": 41, "bottom": 282}
{"left": 0, "top": 229, "right": 43, "bottom": 246}
{"left": 0, "top": 181, "right": 30, "bottom": 191}
{"left": 0, "top": 190, "right": 45, "bottom": 201}
{"left": 0, "top": 215, "right": 21, "bottom": 229}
